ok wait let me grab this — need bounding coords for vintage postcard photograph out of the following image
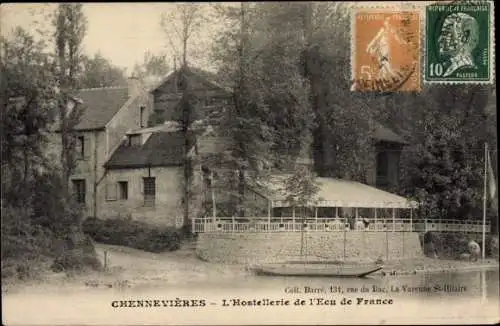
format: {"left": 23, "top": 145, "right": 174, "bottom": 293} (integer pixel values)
{"left": 1, "top": 2, "right": 498, "bottom": 325}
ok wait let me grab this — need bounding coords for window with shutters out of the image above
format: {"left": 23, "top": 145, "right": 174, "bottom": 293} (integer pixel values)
{"left": 118, "top": 181, "right": 128, "bottom": 200}
{"left": 72, "top": 179, "right": 86, "bottom": 204}
{"left": 143, "top": 177, "right": 156, "bottom": 207}
{"left": 76, "top": 136, "right": 85, "bottom": 159}
{"left": 105, "top": 181, "right": 117, "bottom": 201}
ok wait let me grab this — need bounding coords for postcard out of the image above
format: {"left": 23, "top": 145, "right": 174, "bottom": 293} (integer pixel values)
{"left": 1, "top": 2, "right": 498, "bottom": 325}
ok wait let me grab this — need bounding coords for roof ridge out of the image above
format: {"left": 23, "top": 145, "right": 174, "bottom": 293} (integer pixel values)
{"left": 78, "top": 86, "right": 127, "bottom": 91}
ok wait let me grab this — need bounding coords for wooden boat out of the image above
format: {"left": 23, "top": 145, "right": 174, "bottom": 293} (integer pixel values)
{"left": 253, "top": 263, "right": 383, "bottom": 278}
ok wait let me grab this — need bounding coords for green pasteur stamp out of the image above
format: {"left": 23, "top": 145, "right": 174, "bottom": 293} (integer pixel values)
{"left": 425, "top": 1, "right": 494, "bottom": 83}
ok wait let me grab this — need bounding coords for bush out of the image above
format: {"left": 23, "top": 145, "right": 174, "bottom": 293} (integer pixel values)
{"left": 422, "top": 232, "right": 498, "bottom": 259}
{"left": 1, "top": 206, "right": 55, "bottom": 259}
{"left": 31, "top": 172, "right": 84, "bottom": 236}
{"left": 1, "top": 206, "right": 55, "bottom": 280}
{"left": 2, "top": 203, "right": 102, "bottom": 278}
{"left": 83, "top": 216, "right": 183, "bottom": 253}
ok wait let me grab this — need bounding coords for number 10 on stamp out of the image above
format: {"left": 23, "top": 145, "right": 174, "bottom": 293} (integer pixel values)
{"left": 425, "top": 1, "right": 494, "bottom": 84}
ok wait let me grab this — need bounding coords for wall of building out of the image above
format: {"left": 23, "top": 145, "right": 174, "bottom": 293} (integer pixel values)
{"left": 152, "top": 71, "right": 229, "bottom": 123}
{"left": 106, "top": 95, "right": 151, "bottom": 157}
{"left": 196, "top": 231, "right": 423, "bottom": 264}
{"left": 71, "top": 130, "right": 107, "bottom": 217}
{"left": 100, "top": 166, "right": 185, "bottom": 227}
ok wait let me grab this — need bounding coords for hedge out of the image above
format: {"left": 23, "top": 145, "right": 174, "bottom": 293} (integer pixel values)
{"left": 82, "top": 217, "right": 182, "bottom": 253}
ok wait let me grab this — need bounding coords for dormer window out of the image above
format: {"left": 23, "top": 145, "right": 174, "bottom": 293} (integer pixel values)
{"left": 128, "top": 134, "right": 141, "bottom": 147}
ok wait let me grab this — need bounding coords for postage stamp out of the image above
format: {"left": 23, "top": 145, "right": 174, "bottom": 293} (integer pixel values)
{"left": 351, "top": 9, "right": 421, "bottom": 92}
{"left": 425, "top": 0, "right": 495, "bottom": 83}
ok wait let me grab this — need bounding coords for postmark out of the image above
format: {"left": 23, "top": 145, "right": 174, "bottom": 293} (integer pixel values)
{"left": 351, "top": 9, "right": 421, "bottom": 92}
{"left": 425, "top": 0, "right": 494, "bottom": 84}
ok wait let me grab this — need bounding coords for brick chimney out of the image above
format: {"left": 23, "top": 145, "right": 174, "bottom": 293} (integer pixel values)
{"left": 127, "top": 75, "right": 141, "bottom": 97}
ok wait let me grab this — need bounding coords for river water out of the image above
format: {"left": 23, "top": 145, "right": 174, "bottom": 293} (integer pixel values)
{"left": 3, "top": 270, "right": 499, "bottom": 325}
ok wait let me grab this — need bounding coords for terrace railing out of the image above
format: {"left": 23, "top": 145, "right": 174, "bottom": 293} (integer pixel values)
{"left": 193, "top": 217, "right": 491, "bottom": 234}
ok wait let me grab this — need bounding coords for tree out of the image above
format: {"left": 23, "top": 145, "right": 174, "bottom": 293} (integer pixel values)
{"left": 1, "top": 27, "right": 57, "bottom": 207}
{"left": 79, "top": 52, "right": 127, "bottom": 88}
{"left": 53, "top": 3, "right": 87, "bottom": 195}
{"left": 161, "top": 4, "right": 207, "bottom": 67}
{"left": 132, "top": 51, "right": 170, "bottom": 81}
{"left": 283, "top": 166, "right": 320, "bottom": 255}
{"left": 299, "top": 2, "right": 375, "bottom": 181}
{"left": 175, "top": 67, "right": 198, "bottom": 228}
{"left": 400, "top": 85, "right": 492, "bottom": 221}
{"left": 0, "top": 27, "right": 102, "bottom": 277}
{"left": 210, "top": 3, "right": 317, "bottom": 215}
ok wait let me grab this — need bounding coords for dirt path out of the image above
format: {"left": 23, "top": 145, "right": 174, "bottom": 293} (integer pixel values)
{"left": 92, "top": 242, "right": 249, "bottom": 286}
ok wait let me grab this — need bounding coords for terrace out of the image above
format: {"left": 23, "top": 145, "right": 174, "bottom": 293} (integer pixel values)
{"left": 193, "top": 177, "right": 491, "bottom": 234}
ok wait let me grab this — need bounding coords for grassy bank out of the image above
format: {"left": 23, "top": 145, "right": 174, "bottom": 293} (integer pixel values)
{"left": 2, "top": 241, "right": 247, "bottom": 295}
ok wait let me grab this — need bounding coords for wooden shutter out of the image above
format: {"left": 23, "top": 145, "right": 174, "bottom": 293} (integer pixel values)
{"left": 105, "top": 181, "right": 117, "bottom": 201}
{"left": 83, "top": 136, "right": 91, "bottom": 159}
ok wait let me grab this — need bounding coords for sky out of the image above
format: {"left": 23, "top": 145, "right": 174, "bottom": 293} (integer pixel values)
{"left": 1, "top": 3, "right": 218, "bottom": 73}
{"left": 1, "top": 2, "right": 435, "bottom": 74}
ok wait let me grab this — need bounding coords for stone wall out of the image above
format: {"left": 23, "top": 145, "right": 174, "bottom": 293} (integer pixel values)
{"left": 100, "top": 167, "right": 184, "bottom": 227}
{"left": 196, "top": 231, "right": 423, "bottom": 264}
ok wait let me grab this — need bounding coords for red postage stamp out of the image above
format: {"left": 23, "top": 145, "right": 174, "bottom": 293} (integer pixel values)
{"left": 351, "top": 9, "right": 422, "bottom": 92}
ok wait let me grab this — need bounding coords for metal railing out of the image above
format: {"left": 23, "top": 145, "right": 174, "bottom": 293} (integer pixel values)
{"left": 193, "top": 217, "right": 491, "bottom": 234}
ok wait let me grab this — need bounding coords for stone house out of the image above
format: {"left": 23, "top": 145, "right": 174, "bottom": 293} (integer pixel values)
{"left": 101, "top": 126, "right": 199, "bottom": 226}
{"left": 45, "top": 65, "right": 408, "bottom": 226}
{"left": 50, "top": 77, "right": 152, "bottom": 217}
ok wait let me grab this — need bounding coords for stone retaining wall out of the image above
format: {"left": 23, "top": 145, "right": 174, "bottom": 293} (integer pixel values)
{"left": 196, "top": 232, "right": 423, "bottom": 264}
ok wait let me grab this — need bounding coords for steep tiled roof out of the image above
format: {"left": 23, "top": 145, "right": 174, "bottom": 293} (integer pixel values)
{"left": 74, "top": 87, "right": 130, "bottom": 130}
{"left": 104, "top": 130, "right": 196, "bottom": 169}
{"left": 149, "top": 65, "right": 231, "bottom": 94}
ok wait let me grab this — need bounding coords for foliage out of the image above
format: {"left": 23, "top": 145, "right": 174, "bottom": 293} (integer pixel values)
{"left": 161, "top": 3, "right": 208, "bottom": 66}
{"left": 298, "top": 3, "right": 376, "bottom": 180}
{"left": 50, "top": 234, "right": 102, "bottom": 273}
{"left": 82, "top": 217, "right": 183, "bottom": 253}
{"left": 53, "top": 3, "right": 88, "bottom": 192}
{"left": 1, "top": 27, "right": 57, "bottom": 206}
{"left": 1, "top": 197, "right": 92, "bottom": 279}
{"left": 31, "top": 172, "right": 84, "bottom": 236}
{"left": 283, "top": 166, "right": 321, "bottom": 208}
{"left": 132, "top": 51, "right": 170, "bottom": 83}
{"left": 211, "top": 2, "right": 496, "bottom": 224}
{"left": 394, "top": 85, "right": 493, "bottom": 220}
{"left": 423, "top": 232, "right": 498, "bottom": 259}
{"left": 1, "top": 206, "right": 55, "bottom": 262}
{"left": 1, "top": 8, "right": 100, "bottom": 281}
{"left": 53, "top": 3, "right": 87, "bottom": 88}
{"left": 79, "top": 52, "right": 127, "bottom": 88}
{"left": 209, "top": 3, "right": 317, "bottom": 215}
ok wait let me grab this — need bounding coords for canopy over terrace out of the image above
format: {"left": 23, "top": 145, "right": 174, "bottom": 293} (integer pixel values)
{"left": 265, "top": 177, "right": 418, "bottom": 209}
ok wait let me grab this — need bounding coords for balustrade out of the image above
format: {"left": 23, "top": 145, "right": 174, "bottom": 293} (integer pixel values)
{"left": 193, "top": 216, "right": 490, "bottom": 234}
